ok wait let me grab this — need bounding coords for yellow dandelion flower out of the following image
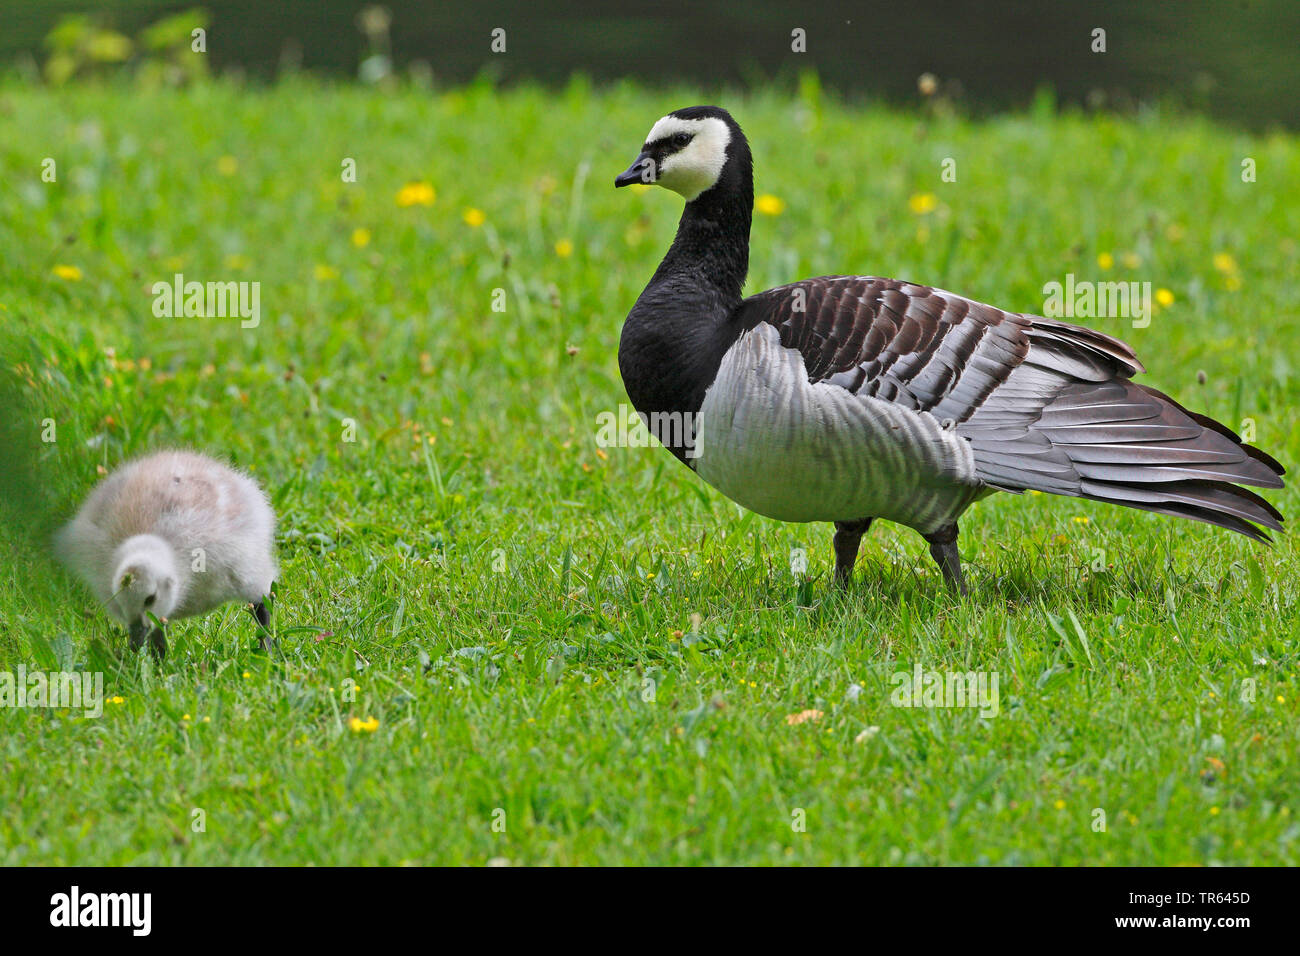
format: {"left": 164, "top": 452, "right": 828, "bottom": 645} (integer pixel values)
{"left": 217, "top": 155, "right": 239, "bottom": 176}
{"left": 1155, "top": 288, "right": 1174, "bottom": 307}
{"left": 755, "top": 193, "right": 786, "bottom": 216}
{"left": 1277, "top": 695, "right": 1286, "bottom": 703}
{"left": 1097, "top": 252, "right": 1114, "bottom": 270}
{"left": 1027, "top": 489, "right": 1042, "bottom": 496}
{"left": 1072, "top": 515, "right": 1090, "bottom": 525}
{"left": 181, "top": 714, "right": 191, "bottom": 722}
{"left": 463, "top": 207, "right": 485, "bottom": 227}
{"left": 396, "top": 182, "right": 436, "bottom": 207}
{"left": 107, "top": 696, "right": 125, "bottom": 705}
{"left": 908, "top": 192, "right": 937, "bottom": 215}
{"left": 1209, "top": 806, "right": 1221, "bottom": 816}
{"left": 1054, "top": 799, "right": 1066, "bottom": 810}
{"left": 52, "top": 264, "right": 82, "bottom": 281}
{"left": 554, "top": 238, "right": 574, "bottom": 258}
{"left": 1212, "top": 252, "right": 1238, "bottom": 274}
{"left": 348, "top": 716, "right": 380, "bottom": 733}
{"left": 314, "top": 264, "right": 339, "bottom": 281}
{"left": 351, "top": 227, "right": 371, "bottom": 248}
{"left": 242, "top": 671, "right": 251, "bottom": 679}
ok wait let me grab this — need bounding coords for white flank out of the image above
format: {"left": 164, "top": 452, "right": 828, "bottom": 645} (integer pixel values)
{"left": 694, "top": 324, "right": 983, "bottom": 531}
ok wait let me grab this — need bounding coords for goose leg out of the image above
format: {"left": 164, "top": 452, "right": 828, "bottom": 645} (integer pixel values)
{"left": 832, "top": 518, "right": 873, "bottom": 587}
{"left": 923, "top": 522, "right": 968, "bottom": 596}
{"left": 250, "top": 599, "right": 275, "bottom": 652}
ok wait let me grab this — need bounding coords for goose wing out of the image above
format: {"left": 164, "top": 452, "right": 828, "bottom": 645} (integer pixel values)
{"left": 736, "top": 276, "right": 1284, "bottom": 539}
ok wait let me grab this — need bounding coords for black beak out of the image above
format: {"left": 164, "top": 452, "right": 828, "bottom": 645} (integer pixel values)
{"left": 128, "top": 617, "right": 168, "bottom": 658}
{"left": 615, "top": 152, "right": 656, "bottom": 188}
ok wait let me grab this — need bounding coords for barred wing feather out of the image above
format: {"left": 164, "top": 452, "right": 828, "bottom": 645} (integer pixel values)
{"left": 736, "top": 276, "right": 1284, "bottom": 539}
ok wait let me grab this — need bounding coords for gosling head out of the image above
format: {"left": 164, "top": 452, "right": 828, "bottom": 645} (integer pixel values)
{"left": 109, "top": 535, "right": 181, "bottom": 642}
{"left": 614, "top": 105, "right": 749, "bottom": 202}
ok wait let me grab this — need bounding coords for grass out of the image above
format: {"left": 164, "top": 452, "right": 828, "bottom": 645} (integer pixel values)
{"left": 1, "top": 75, "right": 1298, "bottom": 865}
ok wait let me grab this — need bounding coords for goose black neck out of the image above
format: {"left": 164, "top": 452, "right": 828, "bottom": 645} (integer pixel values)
{"left": 618, "top": 124, "right": 756, "bottom": 458}
{"left": 652, "top": 154, "right": 753, "bottom": 308}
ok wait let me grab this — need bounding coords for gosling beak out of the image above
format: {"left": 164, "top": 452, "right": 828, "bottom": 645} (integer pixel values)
{"left": 615, "top": 152, "right": 656, "bottom": 188}
{"left": 128, "top": 618, "right": 149, "bottom": 650}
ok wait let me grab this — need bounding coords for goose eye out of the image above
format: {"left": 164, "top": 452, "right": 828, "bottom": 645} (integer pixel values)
{"left": 672, "top": 132, "right": 692, "bottom": 148}
{"left": 144, "top": 594, "right": 156, "bottom": 608}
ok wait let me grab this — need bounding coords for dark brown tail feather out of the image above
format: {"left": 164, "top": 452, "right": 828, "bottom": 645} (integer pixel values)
{"left": 972, "top": 377, "right": 1285, "bottom": 540}
{"left": 1135, "top": 383, "right": 1286, "bottom": 477}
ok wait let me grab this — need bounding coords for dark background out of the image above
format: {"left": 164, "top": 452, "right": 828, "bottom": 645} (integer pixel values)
{"left": 2, "top": 0, "right": 1298, "bottom": 128}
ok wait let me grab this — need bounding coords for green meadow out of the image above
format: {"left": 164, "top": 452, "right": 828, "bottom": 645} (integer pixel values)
{"left": 1, "top": 77, "right": 1297, "bottom": 864}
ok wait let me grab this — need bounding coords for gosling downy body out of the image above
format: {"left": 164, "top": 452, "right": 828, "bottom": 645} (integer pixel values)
{"left": 56, "top": 450, "right": 278, "bottom": 655}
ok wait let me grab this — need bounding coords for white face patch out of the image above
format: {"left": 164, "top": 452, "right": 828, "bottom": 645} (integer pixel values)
{"left": 643, "top": 115, "right": 731, "bottom": 201}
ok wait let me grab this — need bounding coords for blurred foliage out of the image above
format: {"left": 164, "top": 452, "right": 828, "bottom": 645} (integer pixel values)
{"left": 42, "top": 7, "right": 209, "bottom": 87}
{"left": 43, "top": 14, "right": 132, "bottom": 85}
{"left": 355, "top": 4, "right": 394, "bottom": 86}
{"left": 1, "top": 1, "right": 1298, "bottom": 128}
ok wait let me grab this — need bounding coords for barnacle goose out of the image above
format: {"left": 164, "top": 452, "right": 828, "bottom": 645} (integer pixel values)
{"left": 614, "top": 105, "right": 1284, "bottom": 593}
{"left": 56, "top": 450, "right": 278, "bottom": 656}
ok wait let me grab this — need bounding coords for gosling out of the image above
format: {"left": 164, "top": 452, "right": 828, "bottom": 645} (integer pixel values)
{"left": 55, "top": 450, "right": 278, "bottom": 657}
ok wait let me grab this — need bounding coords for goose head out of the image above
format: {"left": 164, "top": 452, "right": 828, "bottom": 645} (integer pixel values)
{"left": 110, "top": 534, "right": 181, "bottom": 641}
{"left": 615, "top": 105, "right": 750, "bottom": 203}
